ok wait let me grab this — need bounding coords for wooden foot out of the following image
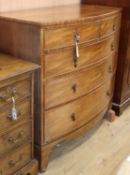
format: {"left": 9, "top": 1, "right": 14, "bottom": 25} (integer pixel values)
{"left": 105, "top": 109, "right": 116, "bottom": 122}
{"left": 34, "top": 144, "right": 55, "bottom": 172}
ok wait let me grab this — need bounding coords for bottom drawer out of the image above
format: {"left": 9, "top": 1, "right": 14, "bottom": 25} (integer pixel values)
{"left": 45, "top": 81, "right": 113, "bottom": 142}
{"left": 14, "top": 159, "right": 38, "bottom": 175}
{"left": 0, "top": 143, "right": 32, "bottom": 175}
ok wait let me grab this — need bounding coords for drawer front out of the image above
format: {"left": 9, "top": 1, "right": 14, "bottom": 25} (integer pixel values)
{"left": 45, "top": 55, "right": 116, "bottom": 109}
{"left": 0, "top": 122, "right": 32, "bottom": 156}
{"left": 100, "top": 15, "right": 121, "bottom": 37}
{"left": 45, "top": 82, "right": 112, "bottom": 142}
{"left": 44, "top": 22, "right": 99, "bottom": 50}
{"left": 14, "top": 160, "right": 38, "bottom": 175}
{"left": 45, "top": 35, "right": 116, "bottom": 77}
{"left": 0, "top": 98, "right": 31, "bottom": 132}
{"left": 0, "top": 143, "right": 32, "bottom": 175}
{"left": 0, "top": 78, "right": 31, "bottom": 107}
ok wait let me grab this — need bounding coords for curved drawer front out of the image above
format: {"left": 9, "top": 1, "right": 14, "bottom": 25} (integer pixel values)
{"left": 45, "top": 35, "right": 116, "bottom": 77}
{"left": 0, "top": 98, "right": 31, "bottom": 132}
{"left": 45, "top": 54, "right": 116, "bottom": 109}
{"left": 44, "top": 15, "right": 120, "bottom": 50}
{"left": 0, "top": 122, "right": 32, "bottom": 156}
{"left": 100, "top": 15, "right": 121, "bottom": 37}
{"left": 45, "top": 82, "right": 112, "bottom": 142}
{"left": 0, "top": 143, "right": 32, "bottom": 175}
{"left": 44, "top": 21, "right": 99, "bottom": 50}
{"left": 0, "top": 78, "right": 31, "bottom": 107}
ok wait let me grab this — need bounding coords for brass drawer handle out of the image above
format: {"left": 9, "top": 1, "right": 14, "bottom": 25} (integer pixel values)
{"left": 8, "top": 154, "right": 23, "bottom": 167}
{"left": 106, "top": 91, "right": 112, "bottom": 97}
{"left": 111, "top": 43, "right": 115, "bottom": 51}
{"left": 108, "top": 65, "right": 113, "bottom": 73}
{"left": 113, "top": 24, "right": 116, "bottom": 31}
{"left": 71, "top": 113, "right": 77, "bottom": 121}
{"left": 8, "top": 131, "right": 24, "bottom": 144}
{"left": 74, "top": 32, "right": 80, "bottom": 67}
{"left": 8, "top": 110, "right": 22, "bottom": 120}
{"left": 6, "top": 87, "right": 17, "bottom": 96}
{"left": 72, "top": 84, "right": 77, "bottom": 93}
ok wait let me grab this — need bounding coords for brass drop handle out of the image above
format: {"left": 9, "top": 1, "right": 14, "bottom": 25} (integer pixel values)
{"left": 72, "top": 84, "right": 77, "bottom": 93}
{"left": 8, "top": 131, "right": 24, "bottom": 144}
{"left": 71, "top": 113, "right": 77, "bottom": 121}
{"left": 8, "top": 154, "right": 23, "bottom": 167}
{"left": 0, "top": 87, "right": 17, "bottom": 102}
{"left": 108, "top": 65, "right": 113, "bottom": 73}
{"left": 7, "top": 87, "right": 17, "bottom": 96}
{"left": 7, "top": 97, "right": 18, "bottom": 121}
{"left": 113, "top": 24, "right": 116, "bottom": 31}
{"left": 106, "top": 91, "right": 112, "bottom": 97}
{"left": 8, "top": 110, "right": 21, "bottom": 120}
{"left": 74, "top": 32, "right": 80, "bottom": 67}
{"left": 111, "top": 43, "right": 115, "bottom": 51}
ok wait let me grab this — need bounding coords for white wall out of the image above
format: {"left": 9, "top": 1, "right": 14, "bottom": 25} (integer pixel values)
{"left": 0, "top": 0, "right": 80, "bottom": 12}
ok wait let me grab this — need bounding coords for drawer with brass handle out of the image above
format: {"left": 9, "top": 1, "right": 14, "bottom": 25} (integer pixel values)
{"left": 0, "top": 143, "right": 32, "bottom": 175}
{"left": 45, "top": 81, "right": 113, "bottom": 142}
{"left": 0, "top": 78, "right": 31, "bottom": 107}
{"left": 0, "top": 98, "right": 31, "bottom": 133}
{"left": 44, "top": 21, "right": 100, "bottom": 50}
{"left": 0, "top": 122, "right": 32, "bottom": 156}
{"left": 45, "top": 54, "right": 116, "bottom": 109}
{"left": 45, "top": 34, "right": 117, "bottom": 77}
{"left": 100, "top": 15, "right": 121, "bottom": 37}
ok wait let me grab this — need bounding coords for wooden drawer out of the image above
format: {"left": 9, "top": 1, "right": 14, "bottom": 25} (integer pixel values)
{"left": 45, "top": 82, "right": 112, "bottom": 142}
{"left": 100, "top": 15, "right": 121, "bottom": 37}
{"left": 45, "top": 35, "right": 116, "bottom": 77}
{"left": 0, "top": 98, "right": 31, "bottom": 132}
{"left": 14, "top": 160, "right": 38, "bottom": 175}
{"left": 0, "top": 78, "right": 31, "bottom": 107}
{"left": 0, "top": 122, "right": 32, "bottom": 156}
{"left": 45, "top": 54, "right": 116, "bottom": 109}
{"left": 44, "top": 21, "right": 100, "bottom": 50}
{"left": 0, "top": 143, "right": 32, "bottom": 175}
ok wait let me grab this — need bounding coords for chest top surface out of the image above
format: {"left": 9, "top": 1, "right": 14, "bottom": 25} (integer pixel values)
{"left": 0, "top": 4, "right": 121, "bottom": 26}
{"left": 0, "top": 54, "right": 39, "bottom": 81}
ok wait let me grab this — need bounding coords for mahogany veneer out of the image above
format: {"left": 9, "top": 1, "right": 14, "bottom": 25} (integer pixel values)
{"left": 82, "top": 0, "right": 130, "bottom": 115}
{"left": 0, "top": 5, "right": 121, "bottom": 171}
{"left": 0, "top": 54, "right": 39, "bottom": 174}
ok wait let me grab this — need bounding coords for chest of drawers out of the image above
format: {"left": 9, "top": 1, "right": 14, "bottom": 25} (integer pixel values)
{"left": 0, "top": 54, "right": 39, "bottom": 175}
{"left": 0, "top": 5, "right": 121, "bottom": 172}
{"left": 82, "top": 0, "right": 130, "bottom": 116}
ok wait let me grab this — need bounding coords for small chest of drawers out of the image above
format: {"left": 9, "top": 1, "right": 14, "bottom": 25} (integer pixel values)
{"left": 0, "top": 54, "right": 39, "bottom": 175}
{"left": 0, "top": 4, "right": 121, "bottom": 172}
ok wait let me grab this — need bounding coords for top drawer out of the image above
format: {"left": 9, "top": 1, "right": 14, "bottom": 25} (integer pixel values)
{"left": 0, "top": 77, "right": 31, "bottom": 107}
{"left": 44, "top": 21, "right": 100, "bottom": 50}
{"left": 44, "top": 15, "right": 120, "bottom": 50}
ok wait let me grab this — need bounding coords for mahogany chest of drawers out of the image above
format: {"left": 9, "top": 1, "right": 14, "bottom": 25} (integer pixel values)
{"left": 0, "top": 5, "right": 121, "bottom": 171}
{"left": 0, "top": 54, "right": 39, "bottom": 175}
{"left": 82, "top": 0, "right": 130, "bottom": 115}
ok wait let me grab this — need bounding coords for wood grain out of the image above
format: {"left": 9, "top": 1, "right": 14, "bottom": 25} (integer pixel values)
{"left": 45, "top": 56, "right": 115, "bottom": 109}
{"left": 45, "top": 82, "right": 112, "bottom": 142}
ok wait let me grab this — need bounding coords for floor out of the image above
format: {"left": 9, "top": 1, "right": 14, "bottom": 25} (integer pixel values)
{"left": 41, "top": 107, "right": 130, "bottom": 175}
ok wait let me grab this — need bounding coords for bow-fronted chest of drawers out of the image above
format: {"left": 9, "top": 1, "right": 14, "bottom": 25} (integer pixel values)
{"left": 0, "top": 5, "right": 121, "bottom": 172}
{"left": 0, "top": 54, "right": 39, "bottom": 175}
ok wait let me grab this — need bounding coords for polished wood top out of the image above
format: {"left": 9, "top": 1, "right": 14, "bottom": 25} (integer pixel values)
{"left": 0, "top": 54, "right": 39, "bottom": 81}
{"left": 0, "top": 4, "right": 121, "bottom": 26}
